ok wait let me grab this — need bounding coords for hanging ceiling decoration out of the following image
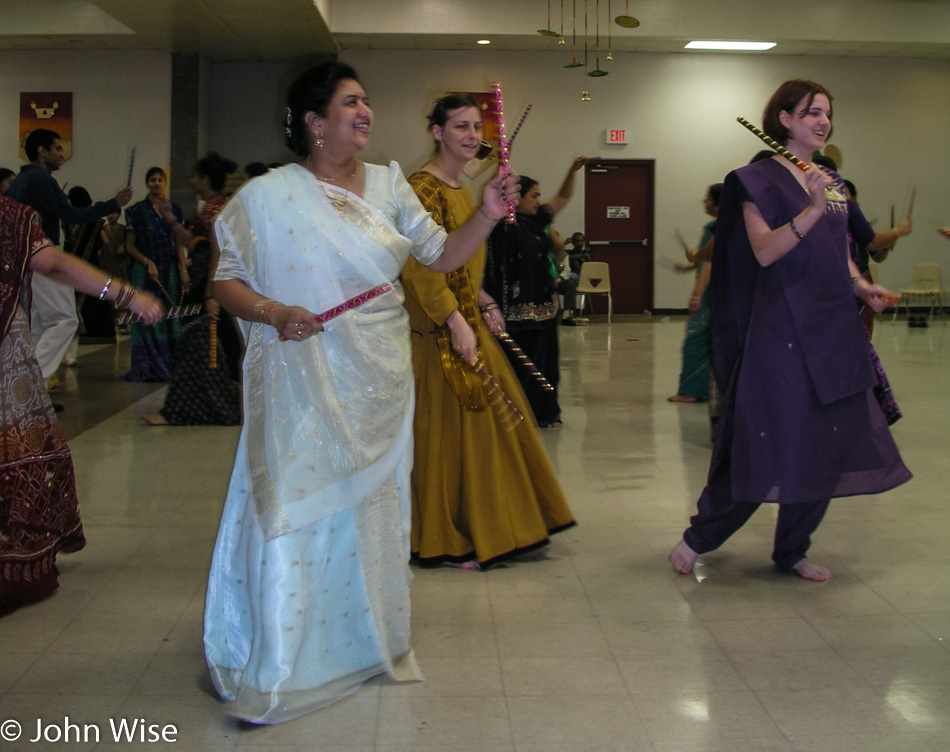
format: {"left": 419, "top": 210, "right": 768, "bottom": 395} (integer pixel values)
{"left": 581, "top": 0, "right": 591, "bottom": 99}
{"left": 606, "top": 0, "right": 613, "bottom": 59}
{"left": 588, "top": 0, "right": 608, "bottom": 77}
{"left": 614, "top": 0, "right": 640, "bottom": 28}
{"left": 537, "top": 0, "right": 560, "bottom": 36}
{"left": 564, "top": 0, "right": 583, "bottom": 68}
{"left": 543, "top": 0, "right": 640, "bottom": 100}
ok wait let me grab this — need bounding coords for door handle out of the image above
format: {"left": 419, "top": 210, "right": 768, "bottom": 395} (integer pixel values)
{"left": 589, "top": 239, "right": 649, "bottom": 247}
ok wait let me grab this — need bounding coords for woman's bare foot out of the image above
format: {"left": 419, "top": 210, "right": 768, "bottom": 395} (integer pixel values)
{"left": 667, "top": 394, "right": 698, "bottom": 403}
{"left": 669, "top": 539, "right": 698, "bottom": 574}
{"left": 792, "top": 559, "right": 831, "bottom": 582}
{"left": 443, "top": 560, "right": 480, "bottom": 570}
{"left": 140, "top": 413, "right": 169, "bottom": 426}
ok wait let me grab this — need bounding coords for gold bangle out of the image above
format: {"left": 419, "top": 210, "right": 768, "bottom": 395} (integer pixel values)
{"left": 481, "top": 303, "right": 499, "bottom": 312}
{"left": 253, "top": 299, "right": 278, "bottom": 326}
{"left": 893, "top": 228, "right": 901, "bottom": 239}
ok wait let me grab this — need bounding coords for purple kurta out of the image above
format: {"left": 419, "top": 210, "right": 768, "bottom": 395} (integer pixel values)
{"left": 707, "top": 159, "right": 910, "bottom": 505}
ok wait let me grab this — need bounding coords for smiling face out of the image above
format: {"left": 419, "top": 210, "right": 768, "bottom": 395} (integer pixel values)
{"left": 780, "top": 93, "right": 832, "bottom": 156}
{"left": 433, "top": 105, "right": 483, "bottom": 166}
{"left": 146, "top": 171, "right": 166, "bottom": 197}
{"left": 38, "top": 138, "right": 66, "bottom": 172}
{"left": 309, "top": 78, "right": 373, "bottom": 157}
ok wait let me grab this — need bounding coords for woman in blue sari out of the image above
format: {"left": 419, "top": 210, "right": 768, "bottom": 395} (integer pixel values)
{"left": 122, "top": 166, "right": 185, "bottom": 381}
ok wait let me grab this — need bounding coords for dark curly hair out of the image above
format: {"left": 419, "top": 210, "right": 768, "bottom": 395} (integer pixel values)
{"left": 285, "top": 62, "right": 360, "bottom": 157}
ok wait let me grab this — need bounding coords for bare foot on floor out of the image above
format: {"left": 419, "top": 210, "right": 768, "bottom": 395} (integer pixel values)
{"left": 443, "top": 560, "right": 481, "bottom": 570}
{"left": 792, "top": 559, "right": 831, "bottom": 582}
{"left": 667, "top": 394, "right": 698, "bottom": 403}
{"left": 669, "top": 539, "right": 698, "bottom": 574}
{"left": 140, "top": 413, "right": 169, "bottom": 426}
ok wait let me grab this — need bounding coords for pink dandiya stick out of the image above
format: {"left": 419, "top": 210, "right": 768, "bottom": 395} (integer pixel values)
{"left": 312, "top": 283, "right": 393, "bottom": 324}
{"left": 491, "top": 81, "right": 517, "bottom": 224}
{"left": 737, "top": 117, "right": 811, "bottom": 172}
{"left": 115, "top": 303, "right": 202, "bottom": 325}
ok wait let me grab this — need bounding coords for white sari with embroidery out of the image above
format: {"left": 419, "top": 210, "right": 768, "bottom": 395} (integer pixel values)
{"left": 204, "top": 162, "right": 444, "bottom": 724}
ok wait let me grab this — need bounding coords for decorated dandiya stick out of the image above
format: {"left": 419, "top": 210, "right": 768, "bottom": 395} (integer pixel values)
{"left": 209, "top": 320, "right": 218, "bottom": 369}
{"left": 311, "top": 283, "right": 393, "bottom": 324}
{"left": 490, "top": 81, "right": 517, "bottom": 224}
{"left": 508, "top": 104, "right": 533, "bottom": 147}
{"left": 472, "top": 359, "right": 524, "bottom": 430}
{"left": 494, "top": 331, "right": 555, "bottom": 392}
{"left": 151, "top": 277, "right": 183, "bottom": 306}
{"left": 115, "top": 303, "right": 201, "bottom": 325}
{"left": 126, "top": 147, "right": 136, "bottom": 187}
{"left": 737, "top": 117, "right": 811, "bottom": 172}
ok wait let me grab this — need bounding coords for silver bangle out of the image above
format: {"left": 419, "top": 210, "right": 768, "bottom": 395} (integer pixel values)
{"left": 790, "top": 220, "right": 805, "bottom": 241}
{"left": 98, "top": 276, "right": 113, "bottom": 300}
{"left": 478, "top": 206, "right": 502, "bottom": 224}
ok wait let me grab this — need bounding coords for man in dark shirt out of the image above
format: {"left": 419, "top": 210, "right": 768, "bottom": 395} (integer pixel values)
{"left": 5, "top": 128, "right": 132, "bottom": 385}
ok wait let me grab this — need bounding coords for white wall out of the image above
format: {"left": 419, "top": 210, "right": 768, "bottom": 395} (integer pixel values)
{"left": 336, "top": 50, "right": 950, "bottom": 308}
{"left": 5, "top": 48, "right": 946, "bottom": 309}
{"left": 0, "top": 50, "right": 172, "bottom": 207}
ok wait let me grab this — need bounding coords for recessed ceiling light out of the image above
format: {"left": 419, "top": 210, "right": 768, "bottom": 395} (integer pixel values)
{"left": 685, "top": 41, "right": 776, "bottom": 51}
{"left": 477, "top": 39, "right": 491, "bottom": 45}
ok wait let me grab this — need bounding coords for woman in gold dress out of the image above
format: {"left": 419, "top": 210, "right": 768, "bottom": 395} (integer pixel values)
{"left": 402, "top": 94, "right": 576, "bottom": 569}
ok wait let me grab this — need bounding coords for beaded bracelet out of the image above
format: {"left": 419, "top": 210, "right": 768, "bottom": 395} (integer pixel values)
{"left": 98, "top": 276, "right": 114, "bottom": 300}
{"left": 790, "top": 220, "right": 805, "bottom": 240}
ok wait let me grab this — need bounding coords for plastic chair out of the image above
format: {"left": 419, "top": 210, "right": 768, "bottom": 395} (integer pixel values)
{"left": 891, "top": 263, "right": 943, "bottom": 323}
{"left": 575, "top": 262, "right": 613, "bottom": 324}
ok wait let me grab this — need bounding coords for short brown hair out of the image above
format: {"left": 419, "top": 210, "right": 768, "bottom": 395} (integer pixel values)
{"left": 762, "top": 80, "right": 832, "bottom": 145}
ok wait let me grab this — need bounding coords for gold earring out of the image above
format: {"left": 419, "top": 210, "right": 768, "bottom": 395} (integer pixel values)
{"left": 314, "top": 131, "right": 324, "bottom": 149}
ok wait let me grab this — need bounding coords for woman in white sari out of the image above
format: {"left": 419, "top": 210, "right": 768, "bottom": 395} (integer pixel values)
{"left": 203, "top": 62, "right": 517, "bottom": 724}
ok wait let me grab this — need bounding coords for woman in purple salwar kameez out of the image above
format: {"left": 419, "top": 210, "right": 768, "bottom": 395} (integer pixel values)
{"left": 669, "top": 80, "right": 911, "bottom": 581}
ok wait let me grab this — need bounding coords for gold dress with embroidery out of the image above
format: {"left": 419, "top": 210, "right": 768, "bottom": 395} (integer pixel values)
{"left": 402, "top": 172, "right": 575, "bottom": 567}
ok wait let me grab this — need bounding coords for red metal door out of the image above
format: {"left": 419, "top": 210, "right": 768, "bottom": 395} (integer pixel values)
{"left": 583, "top": 160, "right": 655, "bottom": 314}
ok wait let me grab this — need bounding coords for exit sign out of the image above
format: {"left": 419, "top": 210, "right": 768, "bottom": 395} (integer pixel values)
{"left": 607, "top": 128, "right": 627, "bottom": 144}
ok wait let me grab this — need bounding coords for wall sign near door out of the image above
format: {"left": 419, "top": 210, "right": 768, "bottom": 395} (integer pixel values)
{"left": 607, "top": 206, "right": 630, "bottom": 218}
{"left": 607, "top": 129, "right": 628, "bottom": 144}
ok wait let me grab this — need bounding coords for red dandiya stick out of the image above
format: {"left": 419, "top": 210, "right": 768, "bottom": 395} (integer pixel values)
{"left": 491, "top": 81, "right": 517, "bottom": 224}
{"left": 737, "top": 117, "right": 811, "bottom": 172}
{"left": 115, "top": 303, "right": 202, "bottom": 325}
{"left": 495, "top": 331, "right": 555, "bottom": 392}
{"left": 312, "top": 282, "right": 393, "bottom": 324}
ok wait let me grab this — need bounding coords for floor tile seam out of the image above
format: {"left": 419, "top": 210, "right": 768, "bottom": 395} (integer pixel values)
{"left": 802, "top": 607, "right": 944, "bottom": 650}
{"left": 483, "top": 580, "right": 520, "bottom": 749}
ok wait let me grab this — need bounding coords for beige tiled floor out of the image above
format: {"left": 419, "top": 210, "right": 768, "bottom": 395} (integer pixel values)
{"left": 2, "top": 316, "right": 948, "bottom": 751}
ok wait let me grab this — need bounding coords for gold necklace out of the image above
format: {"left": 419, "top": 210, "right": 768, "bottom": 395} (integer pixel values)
{"left": 320, "top": 184, "right": 349, "bottom": 215}
{"left": 308, "top": 153, "right": 357, "bottom": 182}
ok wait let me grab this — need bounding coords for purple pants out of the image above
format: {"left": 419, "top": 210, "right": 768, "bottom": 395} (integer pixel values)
{"left": 683, "top": 487, "right": 830, "bottom": 570}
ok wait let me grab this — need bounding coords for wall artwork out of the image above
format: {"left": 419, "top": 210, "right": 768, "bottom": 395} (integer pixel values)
{"left": 19, "top": 92, "right": 73, "bottom": 163}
